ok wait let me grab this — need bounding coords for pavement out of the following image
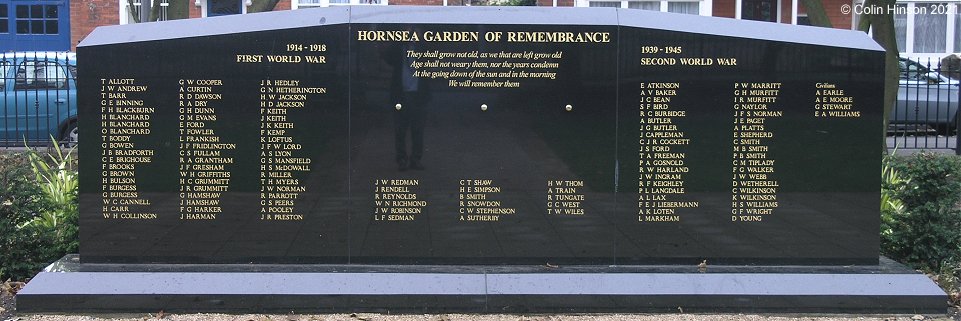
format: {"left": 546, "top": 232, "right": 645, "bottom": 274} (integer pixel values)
{"left": 3, "top": 288, "right": 960, "bottom": 321}
{"left": 5, "top": 312, "right": 961, "bottom": 321}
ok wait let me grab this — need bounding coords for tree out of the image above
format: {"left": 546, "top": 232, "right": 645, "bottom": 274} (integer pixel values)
{"left": 799, "top": 0, "right": 895, "bottom": 152}
{"left": 249, "top": 0, "right": 282, "bottom": 13}
{"left": 126, "top": 0, "right": 189, "bottom": 22}
{"left": 126, "top": 0, "right": 277, "bottom": 21}
{"left": 799, "top": 0, "right": 833, "bottom": 27}
{"left": 857, "top": 0, "right": 900, "bottom": 152}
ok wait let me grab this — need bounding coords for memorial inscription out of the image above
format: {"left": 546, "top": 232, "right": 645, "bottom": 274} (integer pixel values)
{"left": 100, "top": 78, "right": 156, "bottom": 221}
{"left": 78, "top": 8, "right": 882, "bottom": 265}
{"left": 178, "top": 79, "right": 232, "bottom": 221}
{"left": 730, "top": 82, "right": 783, "bottom": 222}
{"left": 638, "top": 81, "right": 694, "bottom": 223}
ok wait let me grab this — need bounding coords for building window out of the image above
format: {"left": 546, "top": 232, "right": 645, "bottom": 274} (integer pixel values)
{"left": 914, "top": 3, "right": 947, "bottom": 53}
{"left": 955, "top": 8, "right": 961, "bottom": 51}
{"left": 121, "top": 0, "right": 189, "bottom": 24}
{"left": 14, "top": 4, "right": 58, "bottom": 35}
{"left": 895, "top": 1, "right": 960, "bottom": 56}
{"left": 583, "top": 0, "right": 705, "bottom": 14}
{"left": 741, "top": 0, "right": 775, "bottom": 21}
{"left": 667, "top": 1, "right": 698, "bottom": 14}
{"left": 589, "top": 1, "right": 619, "bottom": 6}
{"left": 208, "top": 0, "right": 241, "bottom": 15}
{"left": 628, "top": 1, "right": 660, "bottom": 10}
{"left": 293, "top": 0, "right": 386, "bottom": 8}
{"left": 0, "top": 5, "right": 8, "bottom": 34}
{"left": 894, "top": 3, "right": 907, "bottom": 52}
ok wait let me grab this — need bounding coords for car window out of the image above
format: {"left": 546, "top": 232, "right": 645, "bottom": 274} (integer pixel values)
{"left": 900, "top": 59, "right": 932, "bottom": 81}
{"left": 0, "top": 61, "right": 9, "bottom": 88}
{"left": 898, "top": 61, "right": 927, "bottom": 80}
{"left": 14, "top": 60, "right": 68, "bottom": 90}
{"left": 67, "top": 63, "right": 76, "bottom": 88}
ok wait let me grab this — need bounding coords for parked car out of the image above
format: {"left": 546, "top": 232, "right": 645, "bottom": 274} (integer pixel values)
{"left": 890, "top": 57, "right": 960, "bottom": 135}
{"left": 0, "top": 51, "right": 77, "bottom": 146}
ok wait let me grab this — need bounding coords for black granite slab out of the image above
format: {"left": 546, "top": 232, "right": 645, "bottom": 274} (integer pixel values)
{"left": 77, "top": 6, "right": 884, "bottom": 266}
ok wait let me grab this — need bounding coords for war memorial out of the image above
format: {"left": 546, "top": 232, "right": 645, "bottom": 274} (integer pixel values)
{"left": 17, "top": 5, "right": 949, "bottom": 313}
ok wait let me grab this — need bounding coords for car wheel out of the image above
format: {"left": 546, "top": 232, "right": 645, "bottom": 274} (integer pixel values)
{"left": 61, "top": 121, "right": 78, "bottom": 148}
{"left": 935, "top": 124, "right": 953, "bottom": 136}
{"left": 935, "top": 113, "right": 959, "bottom": 136}
{"left": 951, "top": 114, "right": 960, "bottom": 136}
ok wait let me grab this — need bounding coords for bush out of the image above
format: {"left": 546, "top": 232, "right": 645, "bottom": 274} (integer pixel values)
{"left": 0, "top": 153, "right": 54, "bottom": 281}
{"left": 884, "top": 152, "right": 961, "bottom": 271}
{"left": 0, "top": 141, "right": 79, "bottom": 281}
{"left": 23, "top": 141, "right": 79, "bottom": 254}
{"left": 881, "top": 154, "right": 907, "bottom": 240}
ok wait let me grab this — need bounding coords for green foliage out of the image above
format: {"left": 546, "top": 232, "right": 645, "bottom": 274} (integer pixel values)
{"left": 0, "top": 138, "right": 80, "bottom": 281}
{"left": 880, "top": 153, "right": 907, "bottom": 239}
{"left": 22, "top": 139, "right": 79, "bottom": 254}
{"left": 492, "top": 0, "right": 536, "bottom": 6}
{"left": 0, "top": 153, "right": 53, "bottom": 281}
{"left": 884, "top": 152, "right": 961, "bottom": 271}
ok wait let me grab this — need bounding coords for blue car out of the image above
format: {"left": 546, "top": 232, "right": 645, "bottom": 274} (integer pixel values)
{"left": 0, "top": 51, "right": 77, "bottom": 146}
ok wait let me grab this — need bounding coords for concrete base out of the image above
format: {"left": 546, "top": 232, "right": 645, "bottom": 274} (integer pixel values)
{"left": 17, "top": 255, "right": 948, "bottom": 313}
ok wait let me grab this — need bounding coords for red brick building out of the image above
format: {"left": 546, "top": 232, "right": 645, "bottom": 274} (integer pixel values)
{"left": 69, "top": 0, "right": 293, "bottom": 51}
{"left": 17, "top": 0, "right": 961, "bottom": 60}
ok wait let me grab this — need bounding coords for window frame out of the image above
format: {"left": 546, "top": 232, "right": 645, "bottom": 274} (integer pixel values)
{"left": 13, "top": 4, "right": 59, "bottom": 35}
{"left": 893, "top": 0, "right": 961, "bottom": 57}
{"left": 577, "top": 0, "right": 710, "bottom": 16}
{"left": 292, "top": 0, "right": 389, "bottom": 9}
{"left": 119, "top": 0, "right": 176, "bottom": 24}
{"left": 0, "top": 4, "right": 9, "bottom": 34}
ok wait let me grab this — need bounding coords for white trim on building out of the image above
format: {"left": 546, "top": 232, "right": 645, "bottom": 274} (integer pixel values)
{"left": 575, "top": 0, "right": 712, "bottom": 16}
{"left": 120, "top": 0, "right": 256, "bottom": 23}
{"left": 120, "top": 0, "right": 174, "bottom": 24}
{"left": 292, "top": 0, "right": 388, "bottom": 9}
{"left": 791, "top": 0, "right": 797, "bottom": 24}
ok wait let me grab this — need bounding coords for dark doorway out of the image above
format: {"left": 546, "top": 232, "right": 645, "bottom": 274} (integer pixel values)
{"left": 208, "top": 0, "right": 242, "bottom": 16}
{"left": 742, "top": 0, "right": 777, "bottom": 22}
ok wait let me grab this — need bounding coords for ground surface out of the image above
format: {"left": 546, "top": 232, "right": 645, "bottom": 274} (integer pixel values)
{"left": 4, "top": 312, "right": 961, "bottom": 321}
{"left": 2, "top": 291, "right": 960, "bottom": 321}
{"left": 0, "top": 292, "right": 11, "bottom": 320}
